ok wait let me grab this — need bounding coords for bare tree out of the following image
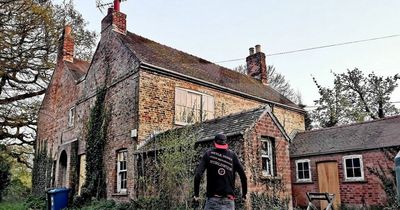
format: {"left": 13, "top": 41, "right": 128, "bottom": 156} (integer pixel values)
{"left": 233, "top": 65, "right": 301, "bottom": 104}
{"left": 0, "top": 0, "right": 97, "bottom": 168}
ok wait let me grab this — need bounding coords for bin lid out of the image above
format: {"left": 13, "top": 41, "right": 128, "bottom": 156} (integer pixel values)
{"left": 47, "top": 188, "right": 70, "bottom": 194}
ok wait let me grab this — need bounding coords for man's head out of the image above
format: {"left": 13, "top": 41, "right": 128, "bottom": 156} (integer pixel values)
{"left": 214, "top": 133, "right": 228, "bottom": 149}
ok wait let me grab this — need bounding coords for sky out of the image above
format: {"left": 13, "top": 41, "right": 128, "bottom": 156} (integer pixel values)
{"left": 60, "top": 0, "right": 400, "bottom": 108}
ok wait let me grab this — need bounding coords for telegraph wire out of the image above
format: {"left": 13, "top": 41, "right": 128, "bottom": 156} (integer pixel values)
{"left": 215, "top": 34, "right": 400, "bottom": 64}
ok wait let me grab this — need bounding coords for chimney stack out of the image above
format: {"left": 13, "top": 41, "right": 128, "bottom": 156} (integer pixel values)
{"left": 101, "top": 0, "right": 127, "bottom": 35}
{"left": 246, "top": 45, "right": 267, "bottom": 85}
{"left": 62, "top": 25, "right": 74, "bottom": 62}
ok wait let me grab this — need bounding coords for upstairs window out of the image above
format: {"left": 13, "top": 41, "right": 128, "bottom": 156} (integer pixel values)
{"left": 175, "top": 88, "right": 214, "bottom": 124}
{"left": 68, "top": 107, "right": 75, "bottom": 127}
{"left": 261, "top": 137, "right": 275, "bottom": 177}
{"left": 296, "top": 159, "right": 311, "bottom": 182}
{"left": 117, "top": 150, "right": 127, "bottom": 193}
{"left": 343, "top": 155, "right": 364, "bottom": 181}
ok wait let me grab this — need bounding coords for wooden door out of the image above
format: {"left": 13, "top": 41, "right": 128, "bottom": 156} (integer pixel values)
{"left": 317, "top": 162, "right": 341, "bottom": 209}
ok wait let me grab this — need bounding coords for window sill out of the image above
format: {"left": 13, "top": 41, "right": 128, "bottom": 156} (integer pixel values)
{"left": 260, "top": 175, "right": 281, "bottom": 182}
{"left": 294, "top": 180, "right": 313, "bottom": 184}
{"left": 112, "top": 192, "right": 128, "bottom": 196}
{"left": 343, "top": 179, "right": 367, "bottom": 183}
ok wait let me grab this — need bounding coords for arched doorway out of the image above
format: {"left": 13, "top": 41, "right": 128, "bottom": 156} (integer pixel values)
{"left": 58, "top": 150, "right": 68, "bottom": 187}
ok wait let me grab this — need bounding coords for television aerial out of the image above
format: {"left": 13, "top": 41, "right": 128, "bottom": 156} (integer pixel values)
{"left": 96, "top": 0, "right": 127, "bottom": 14}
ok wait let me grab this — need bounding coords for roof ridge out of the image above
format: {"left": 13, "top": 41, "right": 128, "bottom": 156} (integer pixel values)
{"left": 199, "top": 105, "right": 266, "bottom": 124}
{"left": 125, "top": 31, "right": 287, "bottom": 91}
{"left": 300, "top": 114, "right": 400, "bottom": 134}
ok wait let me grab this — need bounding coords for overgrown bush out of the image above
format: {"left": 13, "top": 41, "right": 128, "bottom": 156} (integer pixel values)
{"left": 0, "top": 153, "right": 11, "bottom": 202}
{"left": 136, "top": 127, "right": 200, "bottom": 209}
{"left": 250, "top": 192, "right": 290, "bottom": 210}
{"left": 25, "top": 195, "right": 46, "bottom": 210}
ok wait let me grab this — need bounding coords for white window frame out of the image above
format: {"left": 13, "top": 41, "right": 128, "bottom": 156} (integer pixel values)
{"left": 295, "top": 159, "right": 312, "bottom": 182}
{"left": 174, "top": 87, "right": 214, "bottom": 125}
{"left": 117, "top": 150, "right": 128, "bottom": 194}
{"left": 343, "top": 155, "right": 364, "bottom": 181}
{"left": 68, "top": 107, "right": 75, "bottom": 127}
{"left": 261, "top": 137, "right": 274, "bottom": 177}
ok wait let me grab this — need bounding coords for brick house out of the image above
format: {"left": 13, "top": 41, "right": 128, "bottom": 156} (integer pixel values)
{"left": 135, "top": 106, "right": 294, "bottom": 208}
{"left": 290, "top": 115, "right": 400, "bottom": 209}
{"left": 34, "top": 4, "right": 305, "bottom": 206}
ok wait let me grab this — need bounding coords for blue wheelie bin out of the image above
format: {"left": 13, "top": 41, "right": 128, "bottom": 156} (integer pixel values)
{"left": 47, "top": 188, "right": 70, "bottom": 210}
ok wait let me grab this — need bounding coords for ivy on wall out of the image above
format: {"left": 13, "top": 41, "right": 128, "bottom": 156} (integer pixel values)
{"left": 31, "top": 144, "right": 53, "bottom": 197}
{"left": 77, "top": 87, "right": 109, "bottom": 205}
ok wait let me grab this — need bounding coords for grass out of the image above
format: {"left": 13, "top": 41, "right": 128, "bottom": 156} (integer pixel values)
{"left": 0, "top": 200, "right": 25, "bottom": 210}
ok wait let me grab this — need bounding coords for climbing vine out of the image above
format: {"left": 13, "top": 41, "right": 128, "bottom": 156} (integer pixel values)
{"left": 31, "top": 143, "right": 53, "bottom": 197}
{"left": 76, "top": 87, "right": 109, "bottom": 205}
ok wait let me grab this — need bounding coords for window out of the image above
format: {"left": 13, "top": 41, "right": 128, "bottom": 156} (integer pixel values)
{"left": 296, "top": 159, "right": 311, "bottom": 182}
{"left": 343, "top": 155, "right": 364, "bottom": 181}
{"left": 68, "top": 107, "right": 75, "bottom": 127}
{"left": 261, "top": 137, "right": 275, "bottom": 177}
{"left": 175, "top": 88, "right": 214, "bottom": 124}
{"left": 117, "top": 150, "right": 127, "bottom": 193}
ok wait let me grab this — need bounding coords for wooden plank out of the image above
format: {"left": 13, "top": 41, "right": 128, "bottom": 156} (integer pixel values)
{"left": 317, "top": 162, "right": 341, "bottom": 209}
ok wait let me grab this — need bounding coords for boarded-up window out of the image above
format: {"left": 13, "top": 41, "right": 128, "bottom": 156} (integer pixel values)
{"left": 117, "top": 150, "right": 127, "bottom": 193}
{"left": 175, "top": 88, "right": 214, "bottom": 124}
{"left": 78, "top": 155, "right": 86, "bottom": 195}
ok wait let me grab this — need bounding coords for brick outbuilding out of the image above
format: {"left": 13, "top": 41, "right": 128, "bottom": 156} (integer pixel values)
{"left": 290, "top": 115, "right": 400, "bottom": 209}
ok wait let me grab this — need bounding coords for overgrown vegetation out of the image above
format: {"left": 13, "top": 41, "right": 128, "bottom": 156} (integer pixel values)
{"left": 136, "top": 127, "right": 199, "bottom": 209}
{"left": 367, "top": 147, "right": 400, "bottom": 210}
{"left": 73, "top": 88, "right": 109, "bottom": 206}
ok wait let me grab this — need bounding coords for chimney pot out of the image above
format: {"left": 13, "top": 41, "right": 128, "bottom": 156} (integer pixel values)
{"left": 114, "top": 0, "right": 120, "bottom": 12}
{"left": 249, "top": 47, "right": 255, "bottom": 55}
{"left": 255, "top": 45, "right": 261, "bottom": 53}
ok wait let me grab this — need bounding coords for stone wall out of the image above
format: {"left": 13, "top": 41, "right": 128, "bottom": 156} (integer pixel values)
{"left": 273, "top": 106, "right": 305, "bottom": 135}
{"left": 138, "top": 70, "right": 261, "bottom": 141}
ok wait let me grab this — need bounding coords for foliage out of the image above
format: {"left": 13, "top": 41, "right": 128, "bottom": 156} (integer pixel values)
{"left": 31, "top": 145, "right": 52, "bottom": 197}
{"left": 24, "top": 195, "right": 47, "bottom": 210}
{"left": 250, "top": 192, "right": 290, "bottom": 210}
{"left": 0, "top": 0, "right": 97, "bottom": 168}
{"left": 0, "top": 150, "right": 11, "bottom": 202}
{"left": 136, "top": 127, "right": 199, "bottom": 209}
{"left": 367, "top": 146, "right": 400, "bottom": 209}
{"left": 77, "top": 88, "right": 109, "bottom": 205}
{"left": 234, "top": 65, "right": 301, "bottom": 104}
{"left": 312, "top": 68, "right": 399, "bottom": 127}
{"left": 0, "top": 200, "right": 25, "bottom": 210}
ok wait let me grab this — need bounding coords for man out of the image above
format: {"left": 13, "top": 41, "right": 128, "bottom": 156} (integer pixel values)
{"left": 193, "top": 133, "right": 247, "bottom": 210}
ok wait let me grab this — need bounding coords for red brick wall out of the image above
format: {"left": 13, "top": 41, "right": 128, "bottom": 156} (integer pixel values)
{"left": 244, "top": 112, "right": 292, "bottom": 209}
{"left": 291, "top": 149, "right": 394, "bottom": 208}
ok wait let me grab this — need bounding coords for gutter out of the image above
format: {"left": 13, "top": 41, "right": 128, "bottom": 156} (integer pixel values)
{"left": 140, "top": 62, "right": 305, "bottom": 114}
{"left": 290, "top": 145, "right": 400, "bottom": 158}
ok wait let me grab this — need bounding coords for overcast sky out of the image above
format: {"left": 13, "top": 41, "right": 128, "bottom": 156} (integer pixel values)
{"left": 61, "top": 0, "right": 400, "bottom": 108}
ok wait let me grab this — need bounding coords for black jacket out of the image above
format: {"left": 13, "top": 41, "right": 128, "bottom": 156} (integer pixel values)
{"left": 194, "top": 148, "right": 247, "bottom": 198}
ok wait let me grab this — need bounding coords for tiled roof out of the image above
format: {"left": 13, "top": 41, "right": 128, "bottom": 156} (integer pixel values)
{"left": 290, "top": 115, "right": 400, "bottom": 157}
{"left": 118, "top": 32, "right": 300, "bottom": 110}
{"left": 136, "top": 107, "right": 269, "bottom": 152}
{"left": 65, "top": 58, "right": 90, "bottom": 81}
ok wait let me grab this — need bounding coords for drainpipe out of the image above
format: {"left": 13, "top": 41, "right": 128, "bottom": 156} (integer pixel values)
{"left": 395, "top": 151, "right": 400, "bottom": 203}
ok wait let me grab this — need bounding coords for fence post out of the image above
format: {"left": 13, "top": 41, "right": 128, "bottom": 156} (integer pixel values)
{"left": 395, "top": 151, "right": 400, "bottom": 203}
